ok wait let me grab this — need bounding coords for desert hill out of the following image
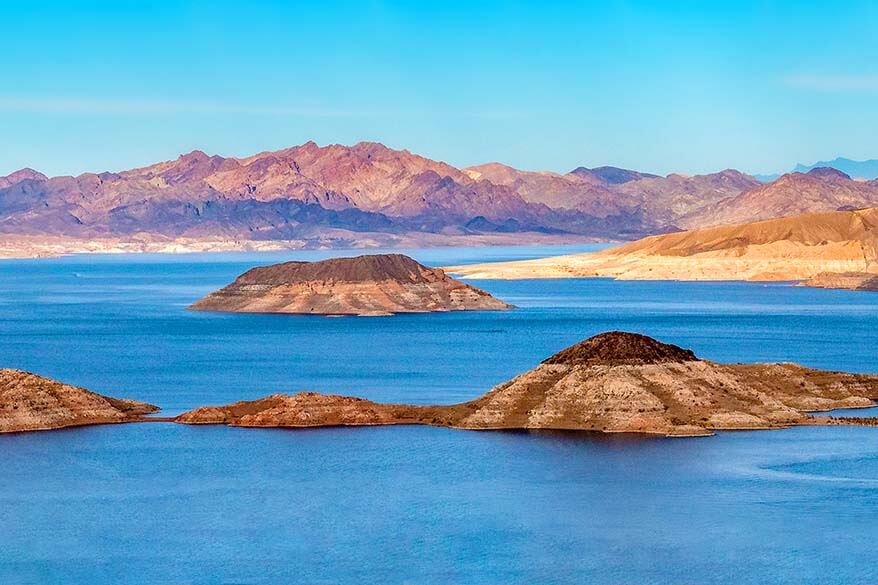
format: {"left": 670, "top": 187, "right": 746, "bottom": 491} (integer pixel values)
{"left": 190, "top": 253, "right": 512, "bottom": 315}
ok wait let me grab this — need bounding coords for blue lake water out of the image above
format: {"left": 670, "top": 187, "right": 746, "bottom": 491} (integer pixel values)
{"left": 2, "top": 244, "right": 878, "bottom": 584}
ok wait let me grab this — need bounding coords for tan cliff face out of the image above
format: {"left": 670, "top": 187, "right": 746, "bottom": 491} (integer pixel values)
{"left": 0, "top": 369, "right": 158, "bottom": 433}
{"left": 176, "top": 332, "right": 878, "bottom": 437}
{"left": 189, "top": 253, "right": 513, "bottom": 316}
{"left": 447, "top": 206, "right": 878, "bottom": 286}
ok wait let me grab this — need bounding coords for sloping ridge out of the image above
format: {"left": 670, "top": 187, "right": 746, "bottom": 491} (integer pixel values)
{"left": 612, "top": 207, "right": 878, "bottom": 257}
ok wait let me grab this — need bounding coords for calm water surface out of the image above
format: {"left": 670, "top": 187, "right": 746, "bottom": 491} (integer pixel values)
{"left": 2, "top": 244, "right": 878, "bottom": 584}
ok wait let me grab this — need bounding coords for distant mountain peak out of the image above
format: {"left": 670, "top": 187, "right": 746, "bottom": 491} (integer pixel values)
{"left": 0, "top": 167, "right": 48, "bottom": 188}
{"left": 793, "top": 157, "right": 878, "bottom": 180}
{"left": 806, "top": 166, "right": 852, "bottom": 180}
{"left": 569, "top": 166, "right": 659, "bottom": 185}
{"left": 179, "top": 149, "right": 210, "bottom": 161}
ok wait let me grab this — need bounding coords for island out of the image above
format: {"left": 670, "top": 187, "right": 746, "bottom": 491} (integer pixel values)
{"left": 0, "top": 369, "right": 159, "bottom": 433}
{"left": 176, "top": 332, "right": 878, "bottom": 437}
{"left": 189, "top": 253, "right": 513, "bottom": 316}
{"left": 446, "top": 206, "right": 878, "bottom": 290}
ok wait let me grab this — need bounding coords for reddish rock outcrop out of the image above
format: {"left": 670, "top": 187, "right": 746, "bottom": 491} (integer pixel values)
{"left": 0, "top": 369, "right": 158, "bottom": 433}
{"left": 176, "top": 332, "right": 878, "bottom": 437}
{"left": 189, "top": 253, "right": 512, "bottom": 315}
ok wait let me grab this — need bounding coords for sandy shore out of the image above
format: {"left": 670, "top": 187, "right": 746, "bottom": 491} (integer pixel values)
{"left": 447, "top": 240, "right": 878, "bottom": 282}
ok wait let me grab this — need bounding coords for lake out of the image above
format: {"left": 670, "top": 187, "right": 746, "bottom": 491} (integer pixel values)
{"left": 2, "top": 245, "right": 878, "bottom": 584}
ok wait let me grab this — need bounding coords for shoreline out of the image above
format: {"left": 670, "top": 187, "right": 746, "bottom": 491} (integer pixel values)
{"left": 0, "top": 233, "right": 613, "bottom": 261}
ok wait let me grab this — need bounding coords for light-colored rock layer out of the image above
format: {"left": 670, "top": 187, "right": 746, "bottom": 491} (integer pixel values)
{"left": 176, "top": 332, "right": 878, "bottom": 437}
{"left": 190, "top": 254, "right": 512, "bottom": 315}
{"left": 447, "top": 207, "right": 878, "bottom": 283}
{"left": 0, "top": 232, "right": 593, "bottom": 260}
{"left": 803, "top": 272, "right": 878, "bottom": 291}
{"left": 0, "top": 369, "right": 158, "bottom": 433}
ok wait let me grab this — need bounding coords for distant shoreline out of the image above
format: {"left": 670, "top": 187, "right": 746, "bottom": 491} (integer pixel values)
{"left": 0, "top": 233, "right": 613, "bottom": 260}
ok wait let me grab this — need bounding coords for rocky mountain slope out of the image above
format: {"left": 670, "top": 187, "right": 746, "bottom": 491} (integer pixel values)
{"left": 0, "top": 143, "right": 757, "bottom": 254}
{"left": 176, "top": 332, "right": 878, "bottom": 437}
{"left": 449, "top": 206, "right": 878, "bottom": 285}
{"left": 684, "top": 168, "right": 878, "bottom": 228}
{"left": 0, "top": 143, "right": 651, "bottom": 247}
{"left": 463, "top": 162, "right": 759, "bottom": 225}
{"left": 190, "top": 253, "right": 512, "bottom": 315}
{"left": 0, "top": 369, "right": 158, "bottom": 433}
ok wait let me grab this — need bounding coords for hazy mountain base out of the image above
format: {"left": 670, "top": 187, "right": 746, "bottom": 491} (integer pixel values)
{"left": 0, "top": 231, "right": 597, "bottom": 259}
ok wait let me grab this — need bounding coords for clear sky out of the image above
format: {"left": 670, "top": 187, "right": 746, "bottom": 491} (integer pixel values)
{"left": 1, "top": 0, "right": 876, "bottom": 177}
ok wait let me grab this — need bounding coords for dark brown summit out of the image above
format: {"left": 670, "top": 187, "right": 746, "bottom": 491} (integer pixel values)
{"left": 235, "top": 254, "right": 450, "bottom": 285}
{"left": 541, "top": 331, "right": 697, "bottom": 366}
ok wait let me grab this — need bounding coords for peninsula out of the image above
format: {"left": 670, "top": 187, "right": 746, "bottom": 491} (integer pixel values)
{"left": 176, "top": 332, "right": 878, "bottom": 437}
{"left": 189, "top": 253, "right": 512, "bottom": 316}
{"left": 0, "top": 369, "right": 158, "bottom": 433}
{"left": 447, "top": 206, "right": 878, "bottom": 289}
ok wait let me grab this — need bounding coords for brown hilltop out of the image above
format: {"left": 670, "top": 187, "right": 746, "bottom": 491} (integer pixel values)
{"left": 176, "top": 332, "right": 878, "bottom": 437}
{"left": 0, "top": 369, "right": 158, "bottom": 433}
{"left": 542, "top": 331, "right": 697, "bottom": 366}
{"left": 235, "top": 254, "right": 454, "bottom": 285}
{"left": 190, "top": 253, "right": 513, "bottom": 316}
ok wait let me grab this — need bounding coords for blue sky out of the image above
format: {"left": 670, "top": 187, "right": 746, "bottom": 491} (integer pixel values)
{"left": 1, "top": 0, "right": 876, "bottom": 177}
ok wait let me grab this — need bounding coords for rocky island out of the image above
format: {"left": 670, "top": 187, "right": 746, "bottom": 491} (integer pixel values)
{"left": 176, "top": 332, "right": 878, "bottom": 437}
{"left": 447, "top": 206, "right": 878, "bottom": 289}
{"left": 190, "top": 253, "right": 512, "bottom": 316}
{"left": 0, "top": 369, "right": 159, "bottom": 433}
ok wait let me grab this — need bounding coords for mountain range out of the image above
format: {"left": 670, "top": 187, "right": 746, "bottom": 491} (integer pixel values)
{"left": 2, "top": 141, "right": 878, "bottom": 255}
